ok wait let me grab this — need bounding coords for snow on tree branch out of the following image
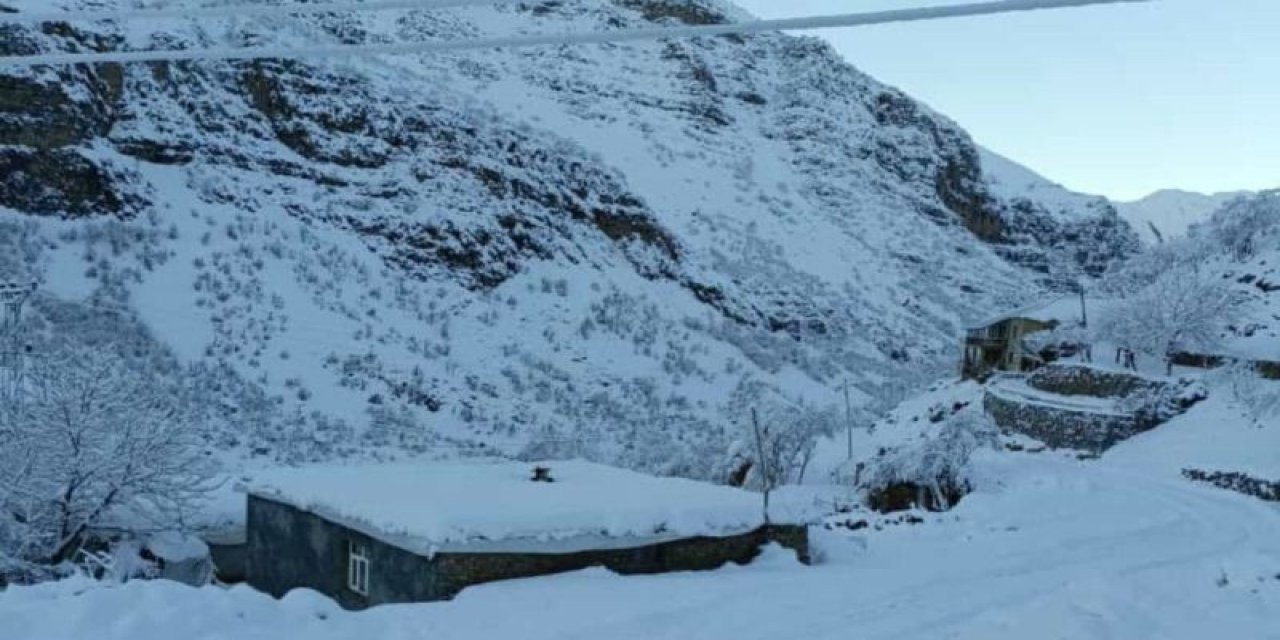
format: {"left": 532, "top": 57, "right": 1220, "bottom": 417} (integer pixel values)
{"left": 0, "top": 342, "right": 218, "bottom": 575}
{"left": 1097, "top": 266, "right": 1243, "bottom": 374}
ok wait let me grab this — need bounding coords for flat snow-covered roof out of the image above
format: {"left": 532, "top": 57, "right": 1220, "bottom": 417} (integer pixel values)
{"left": 248, "top": 460, "right": 804, "bottom": 554}
{"left": 970, "top": 296, "right": 1114, "bottom": 331}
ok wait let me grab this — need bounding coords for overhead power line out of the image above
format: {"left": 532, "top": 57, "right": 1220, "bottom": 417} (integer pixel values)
{"left": 0, "top": 0, "right": 534, "bottom": 25}
{"left": 0, "top": 0, "right": 1151, "bottom": 67}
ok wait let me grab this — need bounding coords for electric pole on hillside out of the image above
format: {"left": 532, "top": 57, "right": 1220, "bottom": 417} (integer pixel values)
{"left": 842, "top": 379, "right": 853, "bottom": 461}
{"left": 1, "top": 280, "right": 36, "bottom": 405}
{"left": 1079, "top": 285, "right": 1088, "bottom": 328}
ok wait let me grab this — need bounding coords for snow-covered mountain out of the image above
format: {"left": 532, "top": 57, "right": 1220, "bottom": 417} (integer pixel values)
{"left": 0, "top": 0, "right": 1139, "bottom": 476}
{"left": 1116, "top": 189, "right": 1251, "bottom": 245}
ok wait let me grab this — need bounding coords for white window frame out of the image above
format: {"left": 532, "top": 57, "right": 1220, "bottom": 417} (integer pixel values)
{"left": 347, "top": 540, "right": 370, "bottom": 596}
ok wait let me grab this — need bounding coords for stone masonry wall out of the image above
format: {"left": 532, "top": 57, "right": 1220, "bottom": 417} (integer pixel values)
{"left": 1183, "top": 469, "right": 1280, "bottom": 502}
{"left": 1027, "top": 364, "right": 1157, "bottom": 398}
{"left": 247, "top": 494, "right": 808, "bottom": 610}
{"left": 433, "top": 525, "right": 808, "bottom": 601}
{"left": 983, "top": 391, "right": 1147, "bottom": 453}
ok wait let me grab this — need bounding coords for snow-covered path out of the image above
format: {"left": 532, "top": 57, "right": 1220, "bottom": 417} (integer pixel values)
{"left": 986, "top": 374, "right": 1126, "bottom": 415}
{"left": 6, "top": 455, "right": 1280, "bottom": 640}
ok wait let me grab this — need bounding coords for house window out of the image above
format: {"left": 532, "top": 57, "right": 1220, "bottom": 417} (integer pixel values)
{"left": 347, "top": 541, "right": 369, "bottom": 596}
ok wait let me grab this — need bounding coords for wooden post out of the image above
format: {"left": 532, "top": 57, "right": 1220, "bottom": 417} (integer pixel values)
{"left": 843, "top": 380, "right": 853, "bottom": 461}
{"left": 751, "top": 407, "right": 770, "bottom": 525}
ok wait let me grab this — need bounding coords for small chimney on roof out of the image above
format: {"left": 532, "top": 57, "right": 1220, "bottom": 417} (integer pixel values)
{"left": 531, "top": 466, "right": 554, "bottom": 483}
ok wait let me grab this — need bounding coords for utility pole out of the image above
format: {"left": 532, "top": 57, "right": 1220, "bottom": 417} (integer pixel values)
{"left": 842, "top": 379, "right": 853, "bottom": 461}
{"left": 1, "top": 280, "right": 36, "bottom": 405}
{"left": 1078, "top": 282, "right": 1088, "bottom": 328}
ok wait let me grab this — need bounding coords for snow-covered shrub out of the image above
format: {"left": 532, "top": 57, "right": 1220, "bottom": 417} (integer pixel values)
{"left": 1116, "top": 377, "right": 1208, "bottom": 427}
{"left": 718, "top": 397, "right": 836, "bottom": 523}
{"left": 79, "top": 541, "right": 160, "bottom": 584}
{"left": 1212, "top": 361, "right": 1280, "bottom": 424}
{"left": 0, "top": 343, "right": 217, "bottom": 571}
{"left": 862, "top": 411, "right": 997, "bottom": 513}
{"left": 518, "top": 424, "right": 604, "bottom": 463}
{"left": 1205, "top": 190, "right": 1280, "bottom": 261}
{"left": 722, "top": 378, "right": 837, "bottom": 493}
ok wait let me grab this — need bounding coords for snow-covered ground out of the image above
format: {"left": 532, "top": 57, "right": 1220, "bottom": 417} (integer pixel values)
{"left": 6, "top": 365, "right": 1280, "bottom": 639}
{"left": 5, "top": 446, "right": 1280, "bottom": 640}
{"left": 1116, "top": 189, "right": 1251, "bottom": 244}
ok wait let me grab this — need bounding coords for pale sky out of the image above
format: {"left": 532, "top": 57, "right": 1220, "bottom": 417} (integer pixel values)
{"left": 733, "top": 0, "right": 1279, "bottom": 201}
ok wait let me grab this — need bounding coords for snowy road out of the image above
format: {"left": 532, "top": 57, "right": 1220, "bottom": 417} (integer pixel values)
{"left": 6, "top": 454, "right": 1280, "bottom": 640}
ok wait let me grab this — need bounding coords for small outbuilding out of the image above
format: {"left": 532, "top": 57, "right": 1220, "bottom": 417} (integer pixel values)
{"left": 243, "top": 460, "right": 809, "bottom": 609}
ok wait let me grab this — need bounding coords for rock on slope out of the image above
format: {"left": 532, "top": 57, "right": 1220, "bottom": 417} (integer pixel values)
{"left": 0, "top": 0, "right": 1139, "bottom": 476}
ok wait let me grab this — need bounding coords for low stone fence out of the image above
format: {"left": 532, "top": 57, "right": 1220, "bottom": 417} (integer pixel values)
{"left": 985, "top": 364, "right": 1205, "bottom": 453}
{"left": 1183, "top": 469, "right": 1280, "bottom": 502}
{"left": 983, "top": 392, "right": 1143, "bottom": 453}
{"left": 1027, "top": 364, "right": 1157, "bottom": 398}
{"left": 1170, "top": 352, "right": 1280, "bottom": 380}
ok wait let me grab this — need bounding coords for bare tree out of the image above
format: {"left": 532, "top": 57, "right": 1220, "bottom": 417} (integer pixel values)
{"left": 1097, "top": 266, "right": 1240, "bottom": 375}
{"left": 745, "top": 403, "right": 835, "bottom": 523}
{"left": 0, "top": 343, "right": 217, "bottom": 571}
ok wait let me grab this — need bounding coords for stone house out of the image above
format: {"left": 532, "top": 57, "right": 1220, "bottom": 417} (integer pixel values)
{"left": 962, "top": 315, "right": 1058, "bottom": 379}
{"left": 962, "top": 296, "right": 1100, "bottom": 380}
{"left": 241, "top": 461, "right": 809, "bottom": 609}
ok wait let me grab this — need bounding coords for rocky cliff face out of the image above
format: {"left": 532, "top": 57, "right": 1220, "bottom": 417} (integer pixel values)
{"left": 0, "top": 0, "right": 1139, "bottom": 476}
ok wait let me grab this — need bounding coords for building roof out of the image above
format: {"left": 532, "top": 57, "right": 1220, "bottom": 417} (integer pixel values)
{"left": 247, "top": 460, "right": 806, "bottom": 555}
{"left": 968, "top": 296, "right": 1113, "bottom": 331}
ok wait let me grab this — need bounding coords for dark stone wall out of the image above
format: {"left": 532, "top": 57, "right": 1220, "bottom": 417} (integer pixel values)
{"left": 247, "top": 494, "right": 808, "bottom": 610}
{"left": 1027, "top": 364, "right": 1156, "bottom": 398}
{"left": 1170, "top": 352, "right": 1280, "bottom": 380}
{"left": 246, "top": 495, "right": 444, "bottom": 609}
{"left": 433, "top": 524, "right": 808, "bottom": 600}
{"left": 208, "top": 541, "right": 247, "bottom": 583}
{"left": 1183, "top": 469, "right": 1280, "bottom": 502}
{"left": 983, "top": 391, "right": 1146, "bottom": 453}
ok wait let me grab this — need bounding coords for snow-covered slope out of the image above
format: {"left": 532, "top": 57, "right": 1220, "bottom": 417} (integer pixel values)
{"left": 1197, "top": 191, "right": 1280, "bottom": 361}
{"left": 0, "top": 0, "right": 1139, "bottom": 476}
{"left": 1117, "top": 189, "right": 1251, "bottom": 245}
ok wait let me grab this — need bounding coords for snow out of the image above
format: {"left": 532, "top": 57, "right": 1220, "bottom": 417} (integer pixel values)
{"left": 1116, "top": 189, "right": 1251, "bottom": 244}
{"left": 978, "top": 147, "right": 1112, "bottom": 221}
{"left": 1106, "top": 390, "right": 1280, "bottom": 479}
{"left": 967, "top": 295, "right": 1113, "bottom": 329}
{"left": 7, "top": 450, "right": 1280, "bottom": 640}
{"left": 143, "top": 532, "right": 209, "bottom": 563}
{"left": 247, "top": 460, "right": 809, "bottom": 551}
{"left": 986, "top": 373, "right": 1125, "bottom": 415}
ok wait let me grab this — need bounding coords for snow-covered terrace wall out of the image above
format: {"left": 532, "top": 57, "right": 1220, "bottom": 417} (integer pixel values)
{"left": 983, "top": 390, "right": 1140, "bottom": 453}
{"left": 984, "top": 364, "right": 1205, "bottom": 453}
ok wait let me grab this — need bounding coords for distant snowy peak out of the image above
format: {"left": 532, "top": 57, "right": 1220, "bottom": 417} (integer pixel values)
{"left": 1117, "top": 189, "right": 1253, "bottom": 245}
{"left": 977, "top": 147, "right": 1112, "bottom": 221}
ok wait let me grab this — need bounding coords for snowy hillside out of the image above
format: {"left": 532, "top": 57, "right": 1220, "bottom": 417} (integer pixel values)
{"left": 1105, "top": 190, "right": 1280, "bottom": 362}
{"left": 0, "top": 0, "right": 1139, "bottom": 477}
{"left": 1196, "top": 191, "right": 1280, "bottom": 361}
{"left": 1117, "top": 189, "right": 1251, "bottom": 245}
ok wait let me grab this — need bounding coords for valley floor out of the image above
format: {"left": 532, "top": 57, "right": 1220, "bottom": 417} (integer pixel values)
{"left": 5, "top": 446, "right": 1280, "bottom": 640}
